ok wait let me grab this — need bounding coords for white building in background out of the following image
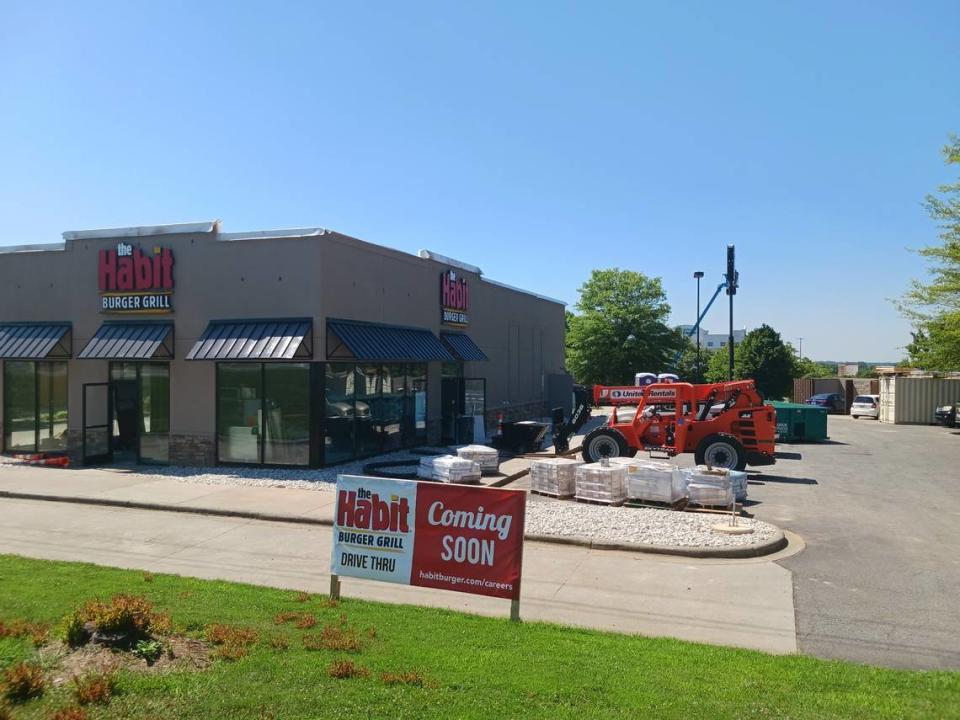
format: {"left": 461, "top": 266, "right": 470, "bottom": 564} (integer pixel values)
{"left": 678, "top": 325, "right": 747, "bottom": 349}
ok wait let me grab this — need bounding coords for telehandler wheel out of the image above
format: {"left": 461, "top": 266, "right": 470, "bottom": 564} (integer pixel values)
{"left": 582, "top": 427, "right": 630, "bottom": 463}
{"left": 694, "top": 433, "right": 747, "bottom": 471}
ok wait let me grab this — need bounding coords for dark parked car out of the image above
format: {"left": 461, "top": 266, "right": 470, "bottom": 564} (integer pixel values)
{"left": 934, "top": 402, "right": 958, "bottom": 428}
{"left": 806, "top": 393, "right": 845, "bottom": 414}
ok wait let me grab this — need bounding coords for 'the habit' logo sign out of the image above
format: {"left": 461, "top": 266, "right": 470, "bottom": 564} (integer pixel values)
{"left": 441, "top": 270, "right": 469, "bottom": 327}
{"left": 98, "top": 243, "right": 175, "bottom": 314}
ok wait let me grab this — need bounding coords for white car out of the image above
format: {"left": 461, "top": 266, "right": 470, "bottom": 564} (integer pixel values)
{"left": 850, "top": 394, "right": 880, "bottom": 419}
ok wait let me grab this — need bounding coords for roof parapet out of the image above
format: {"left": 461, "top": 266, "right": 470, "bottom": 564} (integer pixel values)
{"left": 62, "top": 220, "right": 219, "bottom": 241}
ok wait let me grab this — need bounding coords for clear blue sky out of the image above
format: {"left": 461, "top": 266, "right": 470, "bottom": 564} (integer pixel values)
{"left": 2, "top": 1, "right": 958, "bottom": 361}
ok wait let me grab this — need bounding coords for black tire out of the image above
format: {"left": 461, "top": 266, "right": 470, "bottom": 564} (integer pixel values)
{"left": 582, "top": 427, "right": 630, "bottom": 464}
{"left": 694, "top": 433, "right": 747, "bottom": 471}
{"left": 852, "top": 415, "right": 858, "bottom": 419}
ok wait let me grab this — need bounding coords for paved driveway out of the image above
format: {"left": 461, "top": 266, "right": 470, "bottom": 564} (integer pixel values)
{"left": 746, "top": 415, "right": 960, "bottom": 669}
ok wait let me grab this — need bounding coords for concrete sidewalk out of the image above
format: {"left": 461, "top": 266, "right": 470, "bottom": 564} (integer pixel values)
{"left": 0, "top": 496, "right": 798, "bottom": 655}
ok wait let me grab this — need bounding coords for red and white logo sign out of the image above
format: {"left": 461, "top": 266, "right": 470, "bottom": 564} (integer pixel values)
{"left": 441, "top": 270, "right": 470, "bottom": 327}
{"left": 99, "top": 242, "right": 175, "bottom": 314}
{"left": 331, "top": 475, "right": 525, "bottom": 600}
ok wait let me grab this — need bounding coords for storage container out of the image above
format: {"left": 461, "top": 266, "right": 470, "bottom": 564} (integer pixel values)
{"left": 768, "top": 401, "right": 828, "bottom": 442}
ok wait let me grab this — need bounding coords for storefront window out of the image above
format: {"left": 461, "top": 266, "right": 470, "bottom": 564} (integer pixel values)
{"left": 217, "top": 363, "right": 310, "bottom": 466}
{"left": 139, "top": 364, "right": 170, "bottom": 464}
{"left": 380, "top": 365, "right": 406, "bottom": 452}
{"left": 3, "top": 361, "right": 68, "bottom": 453}
{"left": 355, "top": 364, "right": 381, "bottom": 457}
{"left": 264, "top": 364, "right": 310, "bottom": 465}
{"left": 408, "top": 364, "right": 427, "bottom": 446}
{"left": 217, "top": 363, "right": 262, "bottom": 464}
{"left": 324, "top": 363, "right": 355, "bottom": 465}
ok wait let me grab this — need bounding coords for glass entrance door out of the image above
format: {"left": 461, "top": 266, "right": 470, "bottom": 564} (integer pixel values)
{"left": 441, "top": 377, "right": 486, "bottom": 445}
{"left": 109, "top": 363, "right": 170, "bottom": 464}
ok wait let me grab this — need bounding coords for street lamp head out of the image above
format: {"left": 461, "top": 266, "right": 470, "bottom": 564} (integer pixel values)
{"left": 693, "top": 271, "right": 704, "bottom": 279}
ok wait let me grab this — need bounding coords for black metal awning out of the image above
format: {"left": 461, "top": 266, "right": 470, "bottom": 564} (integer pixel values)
{"left": 440, "top": 332, "right": 488, "bottom": 361}
{"left": 327, "top": 319, "right": 453, "bottom": 362}
{"left": 0, "top": 323, "right": 72, "bottom": 359}
{"left": 79, "top": 323, "right": 174, "bottom": 360}
{"left": 187, "top": 319, "right": 312, "bottom": 361}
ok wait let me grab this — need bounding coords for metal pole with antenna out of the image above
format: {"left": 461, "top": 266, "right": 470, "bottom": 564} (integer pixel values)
{"left": 726, "top": 245, "right": 737, "bottom": 381}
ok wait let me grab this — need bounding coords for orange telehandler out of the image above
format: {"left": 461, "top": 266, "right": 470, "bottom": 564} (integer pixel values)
{"left": 577, "top": 379, "right": 777, "bottom": 470}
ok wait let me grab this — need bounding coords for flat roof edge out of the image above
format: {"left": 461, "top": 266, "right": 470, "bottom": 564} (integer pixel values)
{"left": 0, "top": 242, "right": 66, "bottom": 254}
{"left": 62, "top": 220, "right": 219, "bottom": 241}
{"left": 218, "top": 227, "right": 331, "bottom": 242}
{"left": 417, "top": 249, "right": 482, "bottom": 276}
{"left": 482, "top": 277, "right": 567, "bottom": 306}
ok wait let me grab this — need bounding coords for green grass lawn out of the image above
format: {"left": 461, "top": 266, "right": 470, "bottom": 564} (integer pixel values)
{"left": 0, "top": 554, "right": 957, "bottom": 719}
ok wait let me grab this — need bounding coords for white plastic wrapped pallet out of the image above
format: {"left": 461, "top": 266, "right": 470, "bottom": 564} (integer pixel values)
{"left": 417, "top": 455, "right": 482, "bottom": 484}
{"left": 680, "top": 465, "right": 747, "bottom": 502}
{"left": 575, "top": 462, "right": 628, "bottom": 504}
{"left": 626, "top": 460, "right": 685, "bottom": 503}
{"left": 681, "top": 466, "right": 735, "bottom": 505}
{"left": 530, "top": 457, "right": 583, "bottom": 497}
{"left": 455, "top": 445, "right": 500, "bottom": 475}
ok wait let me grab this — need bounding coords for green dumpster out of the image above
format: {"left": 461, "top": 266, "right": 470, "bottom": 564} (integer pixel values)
{"left": 768, "top": 402, "right": 829, "bottom": 442}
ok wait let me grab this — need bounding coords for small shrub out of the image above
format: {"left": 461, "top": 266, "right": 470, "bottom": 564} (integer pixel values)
{"left": 204, "top": 624, "right": 259, "bottom": 647}
{"left": 268, "top": 635, "right": 289, "bottom": 650}
{"left": 318, "top": 598, "right": 340, "bottom": 609}
{"left": 62, "top": 612, "right": 86, "bottom": 647}
{"left": 366, "top": 626, "right": 378, "bottom": 640}
{"left": 0, "top": 702, "right": 11, "bottom": 720}
{"left": 327, "top": 659, "right": 369, "bottom": 680}
{"left": 303, "top": 624, "right": 361, "bottom": 652}
{"left": 72, "top": 672, "right": 116, "bottom": 705}
{"left": 49, "top": 707, "right": 88, "bottom": 720}
{"left": 292, "top": 592, "right": 310, "bottom": 603}
{"left": 380, "top": 671, "right": 433, "bottom": 688}
{"left": 142, "top": 572, "right": 155, "bottom": 583}
{"left": 273, "top": 612, "right": 299, "bottom": 625}
{"left": 0, "top": 619, "right": 50, "bottom": 647}
{"left": 294, "top": 614, "right": 316, "bottom": 630}
{"left": 132, "top": 639, "right": 164, "bottom": 664}
{"left": 2, "top": 661, "right": 45, "bottom": 702}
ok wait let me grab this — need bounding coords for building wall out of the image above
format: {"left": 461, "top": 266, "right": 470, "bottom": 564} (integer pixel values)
{"left": 0, "top": 224, "right": 566, "bottom": 463}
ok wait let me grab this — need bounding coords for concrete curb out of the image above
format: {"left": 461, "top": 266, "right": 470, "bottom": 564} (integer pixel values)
{"left": 0, "top": 489, "right": 787, "bottom": 558}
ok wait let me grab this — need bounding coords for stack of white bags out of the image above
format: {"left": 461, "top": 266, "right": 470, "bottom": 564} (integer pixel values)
{"left": 625, "top": 460, "right": 686, "bottom": 504}
{"left": 417, "top": 455, "right": 482, "bottom": 484}
{"left": 530, "top": 457, "right": 583, "bottom": 497}
{"left": 455, "top": 445, "right": 500, "bottom": 475}
{"left": 680, "top": 465, "right": 748, "bottom": 506}
{"left": 575, "top": 462, "right": 628, "bottom": 504}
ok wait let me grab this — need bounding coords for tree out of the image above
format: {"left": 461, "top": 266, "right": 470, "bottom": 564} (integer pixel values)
{"left": 702, "top": 325, "right": 795, "bottom": 399}
{"left": 565, "top": 269, "right": 686, "bottom": 385}
{"left": 792, "top": 355, "right": 833, "bottom": 379}
{"left": 673, "top": 341, "right": 717, "bottom": 383}
{"left": 898, "top": 135, "right": 960, "bottom": 370}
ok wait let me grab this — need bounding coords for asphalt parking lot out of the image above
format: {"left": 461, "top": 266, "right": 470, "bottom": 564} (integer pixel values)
{"left": 745, "top": 415, "right": 960, "bottom": 670}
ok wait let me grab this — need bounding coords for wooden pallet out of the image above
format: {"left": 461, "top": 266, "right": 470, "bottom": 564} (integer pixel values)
{"left": 531, "top": 488, "right": 575, "bottom": 500}
{"left": 574, "top": 496, "right": 626, "bottom": 507}
{"left": 625, "top": 498, "right": 688, "bottom": 511}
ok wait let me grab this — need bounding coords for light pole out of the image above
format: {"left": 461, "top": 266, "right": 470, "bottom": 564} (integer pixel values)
{"left": 797, "top": 337, "right": 803, "bottom": 358}
{"left": 694, "top": 271, "right": 704, "bottom": 382}
{"left": 726, "top": 245, "right": 738, "bottom": 381}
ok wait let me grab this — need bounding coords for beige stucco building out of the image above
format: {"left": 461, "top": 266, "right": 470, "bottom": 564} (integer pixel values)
{"left": 0, "top": 221, "right": 567, "bottom": 467}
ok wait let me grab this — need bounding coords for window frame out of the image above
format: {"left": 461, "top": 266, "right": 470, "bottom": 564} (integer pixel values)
{"left": 2, "top": 360, "right": 69, "bottom": 454}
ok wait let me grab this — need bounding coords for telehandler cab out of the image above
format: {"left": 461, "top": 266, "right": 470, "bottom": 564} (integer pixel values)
{"left": 581, "top": 380, "right": 776, "bottom": 471}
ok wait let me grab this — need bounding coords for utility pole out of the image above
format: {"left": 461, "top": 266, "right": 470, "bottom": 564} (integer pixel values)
{"left": 797, "top": 337, "right": 804, "bottom": 358}
{"left": 694, "top": 271, "right": 704, "bottom": 382}
{"left": 726, "top": 245, "right": 738, "bottom": 381}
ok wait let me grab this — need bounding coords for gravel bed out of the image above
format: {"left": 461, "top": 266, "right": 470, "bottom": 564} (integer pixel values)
{"left": 524, "top": 495, "right": 779, "bottom": 548}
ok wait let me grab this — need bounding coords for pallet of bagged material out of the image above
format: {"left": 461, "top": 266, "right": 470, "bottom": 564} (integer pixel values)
{"left": 530, "top": 457, "right": 582, "bottom": 498}
{"left": 417, "top": 455, "right": 482, "bottom": 484}
{"left": 455, "top": 444, "right": 500, "bottom": 475}
{"left": 574, "top": 462, "right": 628, "bottom": 505}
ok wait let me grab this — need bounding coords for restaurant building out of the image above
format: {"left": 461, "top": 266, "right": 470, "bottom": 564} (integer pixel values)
{"left": 0, "top": 221, "right": 567, "bottom": 467}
